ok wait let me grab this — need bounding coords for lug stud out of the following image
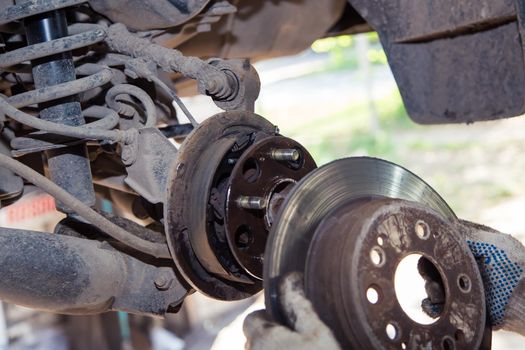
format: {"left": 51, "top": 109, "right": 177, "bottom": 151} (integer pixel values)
{"left": 270, "top": 148, "right": 300, "bottom": 162}
{"left": 237, "top": 196, "right": 267, "bottom": 210}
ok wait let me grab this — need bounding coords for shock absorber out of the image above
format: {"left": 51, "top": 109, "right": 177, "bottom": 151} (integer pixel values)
{"left": 0, "top": 0, "right": 110, "bottom": 212}
{"left": 22, "top": 5, "right": 94, "bottom": 210}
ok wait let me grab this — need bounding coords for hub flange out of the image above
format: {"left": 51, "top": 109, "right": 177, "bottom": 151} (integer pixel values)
{"left": 225, "top": 135, "right": 316, "bottom": 279}
{"left": 164, "top": 111, "right": 316, "bottom": 300}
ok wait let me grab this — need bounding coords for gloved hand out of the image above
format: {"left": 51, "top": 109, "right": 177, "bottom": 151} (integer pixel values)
{"left": 243, "top": 272, "right": 341, "bottom": 350}
{"left": 419, "top": 220, "right": 525, "bottom": 334}
{"left": 459, "top": 220, "right": 525, "bottom": 335}
{"left": 418, "top": 221, "right": 525, "bottom": 335}
{"left": 244, "top": 221, "right": 525, "bottom": 349}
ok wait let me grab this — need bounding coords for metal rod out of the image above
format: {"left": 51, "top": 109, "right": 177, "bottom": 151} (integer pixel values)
{"left": 270, "top": 148, "right": 300, "bottom": 162}
{"left": 0, "top": 153, "right": 172, "bottom": 259}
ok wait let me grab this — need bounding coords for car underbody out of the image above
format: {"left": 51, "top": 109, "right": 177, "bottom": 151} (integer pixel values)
{"left": 1, "top": 0, "right": 525, "bottom": 349}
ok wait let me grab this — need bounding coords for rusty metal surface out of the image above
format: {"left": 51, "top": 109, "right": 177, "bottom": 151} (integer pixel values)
{"left": 164, "top": 111, "right": 276, "bottom": 300}
{"left": 225, "top": 135, "right": 316, "bottom": 279}
{"left": 264, "top": 157, "right": 455, "bottom": 321}
{"left": 105, "top": 23, "right": 238, "bottom": 101}
{"left": 88, "top": 0, "right": 211, "bottom": 30}
{"left": 169, "top": 0, "right": 348, "bottom": 61}
{"left": 104, "top": 24, "right": 263, "bottom": 112}
{"left": 207, "top": 58, "right": 261, "bottom": 111}
{"left": 0, "top": 165, "right": 23, "bottom": 201}
{"left": 349, "top": 0, "right": 525, "bottom": 124}
{"left": 0, "top": 226, "right": 189, "bottom": 316}
{"left": 0, "top": 24, "right": 106, "bottom": 69}
{"left": 124, "top": 128, "right": 178, "bottom": 204}
{"left": 0, "top": 0, "right": 86, "bottom": 26}
{"left": 305, "top": 198, "right": 486, "bottom": 349}
{"left": 0, "top": 136, "right": 22, "bottom": 201}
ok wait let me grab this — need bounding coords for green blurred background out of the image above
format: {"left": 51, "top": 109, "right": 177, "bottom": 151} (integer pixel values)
{"left": 256, "top": 33, "right": 525, "bottom": 229}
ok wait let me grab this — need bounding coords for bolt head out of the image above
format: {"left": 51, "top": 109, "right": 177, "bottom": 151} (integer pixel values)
{"left": 154, "top": 276, "right": 172, "bottom": 290}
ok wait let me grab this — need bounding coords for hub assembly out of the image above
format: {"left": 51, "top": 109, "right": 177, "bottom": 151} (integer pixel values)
{"left": 164, "top": 111, "right": 316, "bottom": 300}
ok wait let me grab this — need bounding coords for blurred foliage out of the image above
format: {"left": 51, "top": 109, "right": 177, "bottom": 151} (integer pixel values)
{"left": 286, "top": 89, "right": 410, "bottom": 165}
{"left": 311, "top": 35, "right": 354, "bottom": 53}
{"left": 284, "top": 86, "right": 523, "bottom": 217}
{"left": 311, "top": 32, "right": 387, "bottom": 71}
{"left": 270, "top": 32, "right": 525, "bottom": 221}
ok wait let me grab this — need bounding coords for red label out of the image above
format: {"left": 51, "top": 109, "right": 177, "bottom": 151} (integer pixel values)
{"left": 5, "top": 195, "right": 56, "bottom": 224}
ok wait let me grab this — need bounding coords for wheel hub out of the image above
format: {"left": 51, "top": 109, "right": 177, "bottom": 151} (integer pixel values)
{"left": 225, "top": 135, "right": 315, "bottom": 279}
{"left": 164, "top": 111, "right": 316, "bottom": 300}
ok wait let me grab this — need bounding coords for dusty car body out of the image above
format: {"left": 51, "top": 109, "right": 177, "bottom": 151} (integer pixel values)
{"left": 0, "top": 1, "right": 523, "bottom": 348}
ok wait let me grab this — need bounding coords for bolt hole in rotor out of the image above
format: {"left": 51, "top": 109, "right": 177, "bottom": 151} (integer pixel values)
{"left": 457, "top": 274, "right": 471, "bottom": 293}
{"left": 366, "top": 285, "right": 380, "bottom": 304}
{"left": 235, "top": 225, "right": 253, "bottom": 249}
{"left": 370, "top": 247, "right": 385, "bottom": 267}
{"left": 442, "top": 336, "right": 456, "bottom": 350}
{"left": 386, "top": 322, "right": 399, "bottom": 340}
{"left": 394, "top": 254, "right": 444, "bottom": 325}
{"left": 415, "top": 220, "right": 431, "bottom": 240}
{"left": 242, "top": 158, "right": 260, "bottom": 183}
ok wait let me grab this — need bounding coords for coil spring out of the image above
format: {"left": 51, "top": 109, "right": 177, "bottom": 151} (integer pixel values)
{"left": 0, "top": 0, "right": 128, "bottom": 155}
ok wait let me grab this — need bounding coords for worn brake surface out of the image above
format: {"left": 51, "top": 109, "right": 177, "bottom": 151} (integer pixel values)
{"left": 264, "top": 157, "right": 489, "bottom": 349}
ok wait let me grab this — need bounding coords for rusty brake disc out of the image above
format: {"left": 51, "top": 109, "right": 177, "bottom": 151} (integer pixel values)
{"left": 264, "top": 157, "right": 488, "bottom": 348}
{"left": 305, "top": 198, "right": 486, "bottom": 349}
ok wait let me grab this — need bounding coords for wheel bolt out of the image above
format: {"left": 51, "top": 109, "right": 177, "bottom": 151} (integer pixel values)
{"left": 237, "top": 196, "right": 267, "bottom": 210}
{"left": 270, "top": 148, "right": 300, "bottom": 162}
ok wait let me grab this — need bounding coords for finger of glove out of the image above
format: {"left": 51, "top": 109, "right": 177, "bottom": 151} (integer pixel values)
{"left": 244, "top": 310, "right": 303, "bottom": 350}
{"left": 459, "top": 220, "right": 525, "bottom": 263}
{"left": 244, "top": 310, "right": 283, "bottom": 340}
{"left": 459, "top": 220, "right": 525, "bottom": 327}
{"left": 278, "top": 272, "right": 326, "bottom": 335}
{"left": 245, "top": 328, "right": 306, "bottom": 350}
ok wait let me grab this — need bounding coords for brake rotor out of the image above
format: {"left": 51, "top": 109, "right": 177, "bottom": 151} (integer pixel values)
{"left": 264, "top": 157, "right": 485, "bottom": 349}
{"left": 305, "top": 198, "right": 486, "bottom": 349}
{"left": 265, "top": 157, "right": 456, "bottom": 311}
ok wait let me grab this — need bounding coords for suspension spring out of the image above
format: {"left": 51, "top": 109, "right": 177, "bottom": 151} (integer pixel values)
{"left": 0, "top": 0, "right": 114, "bottom": 211}
{"left": 0, "top": 1, "right": 175, "bottom": 259}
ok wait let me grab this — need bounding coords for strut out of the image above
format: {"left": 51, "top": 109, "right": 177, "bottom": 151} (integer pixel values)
{"left": 22, "top": 4, "right": 95, "bottom": 210}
